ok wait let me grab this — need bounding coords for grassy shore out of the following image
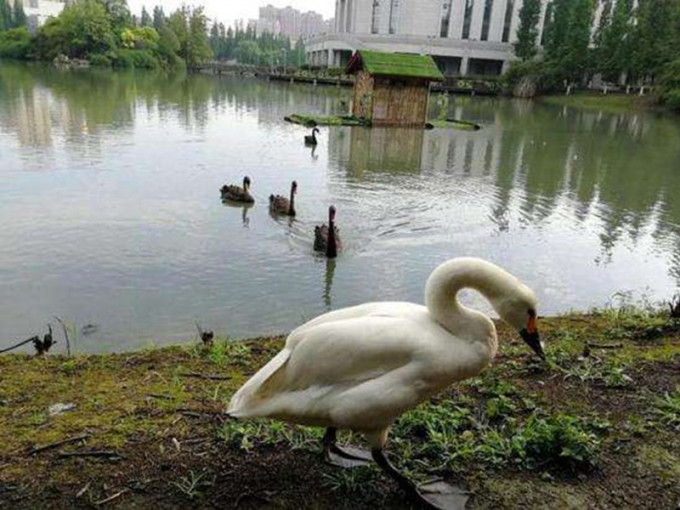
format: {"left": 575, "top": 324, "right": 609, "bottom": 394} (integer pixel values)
{"left": 1, "top": 310, "right": 679, "bottom": 509}
{"left": 540, "top": 92, "right": 655, "bottom": 114}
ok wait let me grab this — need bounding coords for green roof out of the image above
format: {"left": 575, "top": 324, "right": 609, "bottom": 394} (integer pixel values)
{"left": 346, "top": 50, "right": 444, "bottom": 81}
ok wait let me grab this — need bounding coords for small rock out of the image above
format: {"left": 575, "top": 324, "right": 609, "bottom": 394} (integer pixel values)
{"left": 49, "top": 403, "right": 76, "bottom": 416}
{"left": 540, "top": 472, "right": 554, "bottom": 482}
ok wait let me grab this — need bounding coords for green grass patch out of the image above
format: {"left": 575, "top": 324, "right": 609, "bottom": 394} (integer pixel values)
{"left": 540, "top": 92, "right": 648, "bottom": 114}
{"left": 654, "top": 388, "right": 680, "bottom": 430}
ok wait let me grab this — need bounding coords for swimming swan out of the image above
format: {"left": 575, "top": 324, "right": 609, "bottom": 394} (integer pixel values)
{"left": 269, "top": 181, "right": 297, "bottom": 216}
{"left": 304, "top": 127, "right": 320, "bottom": 146}
{"left": 228, "top": 258, "right": 544, "bottom": 509}
{"left": 221, "top": 176, "right": 254, "bottom": 203}
{"left": 314, "top": 206, "right": 341, "bottom": 258}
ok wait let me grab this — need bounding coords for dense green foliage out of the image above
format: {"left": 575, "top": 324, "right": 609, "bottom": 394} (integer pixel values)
{"left": 208, "top": 21, "right": 306, "bottom": 68}
{"left": 659, "top": 58, "right": 680, "bottom": 111}
{"left": 0, "top": 26, "right": 29, "bottom": 58}
{"left": 0, "top": 0, "right": 305, "bottom": 70}
{"left": 0, "top": 0, "right": 210, "bottom": 70}
{"left": 507, "top": 0, "right": 680, "bottom": 109}
{"left": 0, "top": 0, "right": 211, "bottom": 69}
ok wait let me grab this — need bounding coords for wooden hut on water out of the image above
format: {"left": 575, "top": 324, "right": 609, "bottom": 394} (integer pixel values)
{"left": 346, "top": 50, "right": 444, "bottom": 128}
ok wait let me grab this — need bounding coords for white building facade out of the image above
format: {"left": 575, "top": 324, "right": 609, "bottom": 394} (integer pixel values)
{"left": 306, "top": 0, "right": 554, "bottom": 76}
{"left": 10, "top": 0, "right": 66, "bottom": 32}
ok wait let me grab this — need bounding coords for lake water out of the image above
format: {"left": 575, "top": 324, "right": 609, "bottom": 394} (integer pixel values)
{"left": 1, "top": 62, "right": 679, "bottom": 353}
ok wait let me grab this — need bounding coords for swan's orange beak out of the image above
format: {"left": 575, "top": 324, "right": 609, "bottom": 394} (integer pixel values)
{"left": 527, "top": 315, "right": 537, "bottom": 334}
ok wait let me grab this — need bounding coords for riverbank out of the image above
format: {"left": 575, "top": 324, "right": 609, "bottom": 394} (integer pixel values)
{"left": 1, "top": 311, "right": 679, "bottom": 509}
{"left": 539, "top": 92, "right": 657, "bottom": 114}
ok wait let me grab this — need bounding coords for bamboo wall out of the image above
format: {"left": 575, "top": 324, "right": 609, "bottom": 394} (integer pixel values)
{"left": 371, "top": 77, "right": 430, "bottom": 127}
{"left": 351, "top": 70, "right": 375, "bottom": 119}
{"left": 351, "top": 71, "right": 431, "bottom": 127}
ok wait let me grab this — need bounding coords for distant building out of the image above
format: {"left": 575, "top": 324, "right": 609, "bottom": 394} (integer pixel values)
{"left": 306, "top": 0, "right": 555, "bottom": 76}
{"left": 255, "top": 4, "right": 329, "bottom": 40}
{"left": 9, "top": 0, "right": 66, "bottom": 33}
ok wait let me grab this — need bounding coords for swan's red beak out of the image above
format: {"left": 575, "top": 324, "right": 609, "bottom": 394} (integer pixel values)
{"left": 520, "top": 312, "right": 544, "bottom": 359}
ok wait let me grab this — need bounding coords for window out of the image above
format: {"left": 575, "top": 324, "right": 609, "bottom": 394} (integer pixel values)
{"left": 372, "top": 0, "right": 380, "bottom": 34}
{"left": 389, "top": 0, "right": 400, "bottom": 34}
{"left": 501, "top": 0, "right": 514, "bottom": 42}
{"left": 440, "top": 0, "right": 453, "bottom": 37}
{"left": 481, "top": 0, "right": 494, "bottom": 40}
{"left": 462, "top": 0, "right": 474, "bottom": 39}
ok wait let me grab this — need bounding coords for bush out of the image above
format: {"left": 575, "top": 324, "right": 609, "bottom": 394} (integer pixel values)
{"left": 521, "top": 414, "right": 601, "bottom": 469}
{"left": 0, "top": 27, "right": 31, "bottom": 59}
{"left": 659, "top": 58, "right": 680, "bottom": 111}
{"left": 112, "top": 49, "right": 160, "bottom": 70}
{"left": 88, "top": 53, "right": 112, "bottom": 67}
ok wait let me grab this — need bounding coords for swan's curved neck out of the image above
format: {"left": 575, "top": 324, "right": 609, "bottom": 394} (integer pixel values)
{"left": 425, "top": 259, "right": 524, "bottom": 351}
{"left": 289, "top": 187, "right": 295, "bottom": 212}
{"left": 327, "top": 218, "right": 337, "bottom": 257}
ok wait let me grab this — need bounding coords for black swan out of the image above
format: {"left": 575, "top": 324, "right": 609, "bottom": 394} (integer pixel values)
{"left": 314, "top": 205, "right": 341, "bottom": 258}
{"left": 269, "top": 181, "right": 297, "bottom": 216}
{"left": 221, "top": 176, "right": 254, "bottom": 203}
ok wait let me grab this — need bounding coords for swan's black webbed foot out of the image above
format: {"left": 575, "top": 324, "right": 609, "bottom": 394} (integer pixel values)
{"left": 322, "top": 428, "right": 372, "bottom": 468}
{"left": 418, "top": 480, "right": 470, "bottom": 510}
{"left": 372, "top": 448, "right": 470, "bottom": 510}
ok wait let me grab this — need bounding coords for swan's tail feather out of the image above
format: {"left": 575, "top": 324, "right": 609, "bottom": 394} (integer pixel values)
{"left": 227, "top": 348, "right": 291, "bottom": 418}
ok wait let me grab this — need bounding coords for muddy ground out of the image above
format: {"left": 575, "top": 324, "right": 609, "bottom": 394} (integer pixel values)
{"left": 1, "top": 312, "right": 679, "bottom": 509}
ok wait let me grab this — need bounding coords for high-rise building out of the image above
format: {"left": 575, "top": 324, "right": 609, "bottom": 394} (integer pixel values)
{"left": 306, "top": 0, "right": 551, "bottom": 75}
{"left": 256, "top": 4, "right": 329, "bottom": 40}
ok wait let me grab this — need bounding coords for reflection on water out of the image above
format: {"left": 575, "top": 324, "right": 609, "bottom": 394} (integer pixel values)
{"left": 1, "top": 63, "right": 679, "bottom": 353}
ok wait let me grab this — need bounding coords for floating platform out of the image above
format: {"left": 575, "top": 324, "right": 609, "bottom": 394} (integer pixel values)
{"left": 270, "top": 74, "right": 353, "bottom": 87}
{"left": 284, "top": 114, "right": 481, "bottom": 131}
{"left": 284, "top": 114, "right": 371, "bottom": 127}
{"left": 425, "top": 118, "right": 482, "bottom": 131}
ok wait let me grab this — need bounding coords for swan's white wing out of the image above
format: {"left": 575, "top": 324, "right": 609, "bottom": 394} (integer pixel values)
{"left": 228, "top": 310, "right": 447, "bottom": 429}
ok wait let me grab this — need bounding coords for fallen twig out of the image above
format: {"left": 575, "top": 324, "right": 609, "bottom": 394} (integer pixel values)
{"left": 148, "top": 394, "right": 174, "bottom": 400}
{"left": 94, "top": 488, "right": 129, "bottom": 506}
{"left": 178, "top": 371, "right": 231, "bottom": 381}
{"left": 53, "top": 316, "right": 71, "bottom": 357}
{"left": 58, "top": 450, "right": 124, "bottom": 460}
{"left": 587, "top": 342, "right": 623, "bottom": 350}
{"left": 76, "top": 481, "right": 92, "bottom": 498}
{"left": 30, "top": 434, "right": 90, "bottom": 455}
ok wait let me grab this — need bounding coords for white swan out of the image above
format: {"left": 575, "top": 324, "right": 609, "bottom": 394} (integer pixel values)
{"left": 228, "top": 258, "right": 543, "bottom": 509}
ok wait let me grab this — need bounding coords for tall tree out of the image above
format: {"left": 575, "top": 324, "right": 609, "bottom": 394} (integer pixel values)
{"left": 561, "top": 0, "right": 594, "bottom": 81}
{"left": 12, "top": 0, "right": 28, "bottom": 28}
{"left": 167, "top": 5, "right": 211, "bottom": 67}
{"left": 140, "top": 6, "right": 151, "bottom": 27}
{"left": 544, "top": 0, "right": 572, "bottom": 64}
{"left": 152, "top": 5, "right": 165, "bottom": 30}
{"left": 514, "top": 0, "right": 542, "bottom": 60}
{"left": 0, "top": 0, "right": 12, "bottom": 30}
{"left": 593, "top": 0, "right": 633, "bottom": 82}
{"left": 630, "top": 0, "right": 678, "bottom": 82}
{"left": 101, "top": 0, "right": 131, "bottom": 32}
